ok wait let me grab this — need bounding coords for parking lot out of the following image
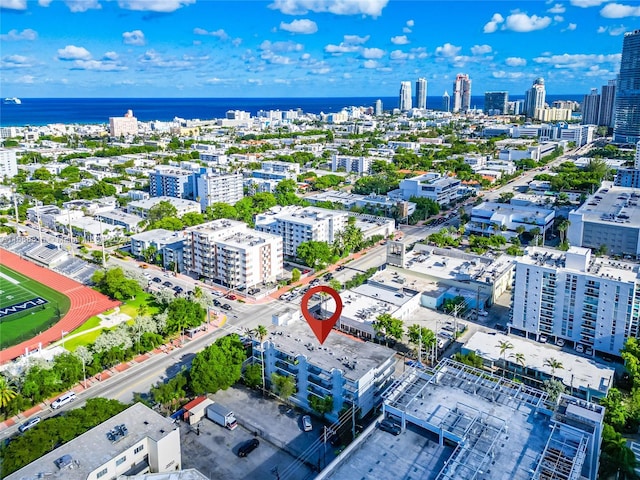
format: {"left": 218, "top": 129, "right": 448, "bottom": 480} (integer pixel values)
{"left": 181, "top": 385, "right": 336, "bottom": 480}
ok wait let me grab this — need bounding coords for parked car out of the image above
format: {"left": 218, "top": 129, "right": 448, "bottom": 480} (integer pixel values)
{"left": 495, "top": 324, "right": 508, "bottom": 333}
{"left": 152, "top": 277, "right": 162, "bottom": 283}
{"left": 539, "top": 335, "right": 548, "bottom": 343}
{"left": 405, "top": 360, "right": 426, "bottom": 370}
{"left": 477, "top": 310, "right": 489, "bottom": 317}
{"left": 163, "top": 281, "right": 172, "bottom": 287}
{"left": 336, "top": 266, "right": 345, "bottom": 271}
{"left": 378, "top": 419, "right": 401, "bottom": 435}
{"left": 237, "top": 439, "right": 260, "bottom": 457}
{"left": 18, "top": 417, "right": 41, "bottom": 433}
{"left": 585, "top": 347, "right": 594, "bottom": 356}
{"left": 556, "top": 338, "right": 565, "bottom": 347}
{"left": 213, "top": 300, "right": 221, "bottom": 307}
{"left": 302, "top": 269, "right": 311, "bottom": 274}
{"left": 302, "top": 415, "right": 313, "bottom": 432}
{"left": 225, "top": 294, "right": 237, "bottom": 300}
{"left": 222, "top": 304, "right": 232, "bottom": 311}
{"left": 323, "top": 273, "right": 333, "bottom": 281}
{"left": 173, "top": 285, "right": 183, "bottom": 293}
{"left": 576, "top": 344, "right": 584, "bottom": 353}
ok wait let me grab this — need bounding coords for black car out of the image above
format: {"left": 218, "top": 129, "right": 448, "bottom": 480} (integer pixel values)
{"left": 379, "top": 419, "right": 401, "bottom": 436}
{"left": 336, "top": 266, "right": 345, "bottom": 271}
{"left": 213, "top": 299, "right": 221, "bottom": 307}
{"left": 163, "top": 281, "right": 172, "bottom": 287}
{"left": 323, "top": 273, "right": 333, "bottom": 281}
{"left": 152, "top": 277, "right": 162, "bottom": 283}
{"left": 173, "top": 285, "right": 183, "bottom": 293}
{"left": 238, "top": 439, "right": 259, "bottom": 457}
{"left": 222, "top": 304, "right": 232, "bottom": 311}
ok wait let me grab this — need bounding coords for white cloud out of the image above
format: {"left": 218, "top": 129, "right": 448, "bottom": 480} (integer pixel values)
{"left": 533, "top": 52, "right": 621, "bottom": 68}
{"left": 118, "top": 0, "right": 194, "bottom": 12}
{"left": 363, "top": 59, "right": 378, "bottom": 68}
{"left": 139, "top": 49, "right": 192, "bottom": 68}
{"left": 492, "top": 70, "right": 524, "bottom": 79}
{"left": 343, "top": 34, "right": 369, "bottom": 44}
{"left": 597, "top": 24, "right": 627, "bottom": 34}
{"left": 0, "top": 28, "right": 38, "bottom": 41}
{"left": 548, "top": 3, "right": 566, "bottom": 13}
{"left": 268, "top": 0, "right": 388, "bottom": 17}
{"left": 504, "top": 13, "right": 552, "bottom": 32}
{"left": 585, "top": 65, "right": 612, "bottom": 76}
{"left": 193, "top": 28, "right": 229, "bottom": 40}
{"left": 0, "top": 0, "right": 27, "bottom": 10}
{"left": 505, "top": 56, "right": 527, "bottom": 66}
{"left": 103, "top": 51, "right": 118, "bottom": 60}
{"left": 483, "top": 13, "right": 504, "bottom": 33}
{"left": 72, "top": 59, "right": 127, "bottom": 71}
{"left": 259, "top": 40, "right": 303, "bottom": 53}
{"left": 391, "top": 35, "right": 409, "bottom": 45}
{"left": 17, "top": 74, "right": 35, "bottom": 84}
{"left": 247, "top": 78, "right": 263, "bottom": 85}
{"left": 435, "top": 43, "right": 461, "bottom": 57}
{"left": 390, "top": 49, "right": 409, "bottom": 60}
{"left": 280, "top": 19, "right": 317, "bottom": 34}
{"left": 600, "top": 3, "right": 640, "bottom": 18}
{"left": 122, "top": 30, "right": 145, "bottom": 46}
{"left": 232, "top": 38, "right": 242, "bottom": 47}
{"left": 64, "top": 0, "right": 101, "bottom": 12}
{"left": 38, "top": 0, "right": 52, "bottom": 5}
{"left": 1, "top": 54, "right": 32, "bottom": 68}
{"left": 406, "top": 19, "right": 414, "bottom": 27}
{"left": 361, "top": 47, "right": 385, "bottom": 59}
{"left": 57, "top": 45, "right": 92, "bottom": 61}
{"left": 402, "top": 27, "right": 411, "bottom": 33}
{"left": 570, "top": 0, "right": 607, "bottom": 6}
{"left": 471, "top": 44, "right": 492, "bottom": 55}
{"left": 554, "top": 15, "right": 564, "bottom": 22}
{"left": 566, "top": 23, "right": 577, "bottom": 30}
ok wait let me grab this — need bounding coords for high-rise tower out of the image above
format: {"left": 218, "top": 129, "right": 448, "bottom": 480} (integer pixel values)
{"left": 375, "top": 99, "right": 383, "bottom": 116}
{"left": 415, "top": 78, "right": 427, "bottom": 109}
{"left": 582, "top": 88, "right": 600, "bottom": 125}
{"left": 613, "top": 30, "right": 640, "bottom": 144}
{"left": 524, "top": 77, "right": 546, "bottom": 118}
{"left": 484, "top": 91, "right": 509, "bottom": 115}
{"left": 599, "top": 79, "right": 616, "bottom": 128}
{"left": 399, "top": 81, "right": 412, "bottom": 111}
{"left": 442, "top": 91, "right": 450, "bottom": 112}
{"left": 452, "top": 74, "right": 471, "bottom": 113}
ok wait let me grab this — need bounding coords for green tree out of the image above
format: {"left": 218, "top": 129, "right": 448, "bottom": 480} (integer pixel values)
{"left": 599, "top": 424, "right": 640, "bottom": 480}
{"left": 32, "top": 167, "right": 53, "bottom": 181}
{"left": 165, "top": 298, "right": 205, "bottom": 334}
{"left": 271, "top": 372, "right": 296, "bottom": 404}
{"left": 556, "top": 218, "right": 570, "bottom": 245}
{"left": 373, "top": 313, "right": 404, "bottom": 346}
{"left": 243, "top": 363, "right": 262, "bottom": 389}
{"left": 328, "top": 278, "right": 342, "bottom": 292}
{"left": 92, "top": 267, "right": 142, "bottom": 301}
{"left": 496, "top": 340, "right": 514, "bottom": 376}
{"left": 181, "top": 212, "right": 206, "bottom": 227}
{"left": 542, "top": 379, "right": 566, "bottom": 402}
{"left": 543, "top": 357, "right": 564, "bottom": 377}
{"left": 297, "top": 240, "right": 333, "bottom": 268}
{"left": 453, "top": 351, "right": 484, "bottom": 368}
{"left": 407, "top": 324, "right": 436, "bottom": 361}
{"left": 151, "top": 372, "right": 188, "bottom": 412}
{"left": 601, "top": 388, "right": 629, "bottom": 431}
{"left": 255, "top": 324, "right": 268, "bottom": 394}
{"left": 309, "top": 394, "right": 334, "bottom": 418}
{"left": 147, "top": 201, "right": 178, "bottom": 224}
{"left": 291, "top": 268, "right": 301, "bottom": 283}
{"left": 189, "top": 335, "right": 246, "bottom": 394}
{"left": 206, "top": 202, "right": 237, "bottom": 220}
{"left": 621, "top": 338, "right": 640, "bottom": 388}
{"left": 0, "top": 376, "right": 17, "bottom": 408}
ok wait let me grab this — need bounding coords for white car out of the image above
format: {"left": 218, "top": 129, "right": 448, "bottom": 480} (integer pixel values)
{"left": 556, "top": 338, "right": 565, "bottom": 347}
{"left": 576, "top": 344, "right": 584, "bottom": 353}
{"left": 18, "top": 416, "right": 41, "bottom": 433}
{"left": 477, "top": 310, "right": 488, "bottom": 317}
{"left": 539, "top": 335, "right": 548, "bottom": 343}
{"left": 302, "top": 415, "right": 313, "bottom": 432}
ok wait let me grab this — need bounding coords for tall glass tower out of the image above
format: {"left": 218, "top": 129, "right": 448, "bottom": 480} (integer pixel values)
{"left": 399, "top": 81, "right": 412, "bottom": 111}
{"left": 613, "top": 30, "right": 640, "bottom": 144}
{"left": 415, "top": 78, "right": 427, "bottom": 109}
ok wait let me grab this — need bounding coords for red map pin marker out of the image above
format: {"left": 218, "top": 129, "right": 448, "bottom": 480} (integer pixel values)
{"left": 300, "top": 285, "right": 343, "bottom": 345}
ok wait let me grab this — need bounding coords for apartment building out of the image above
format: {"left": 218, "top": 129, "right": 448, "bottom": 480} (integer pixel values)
{"left": 510, "top": 246, "right": 640, "bottom": 356}
{"left": 7, "top": 403, "right": 181, "bottom": 480}
{"left": 252, "top": 322, "right": 396, "bottom": 422}
{"left": 255, "top": 206, "right": 348, "bottom": 258}
{"left": 127, "top": 197, "right": 201, "bottom": 219}
{"left": 149, "top": 166, "right": 195, "bottom": 199}
{"left": 331, "top": 155, "right": 372, "bottom": 175}
{"left": 469, "top": 202, "right": 555, "bottom": 237}
{"left": 182, "top": 220, "right": 283, "bottom": 288}
{"left": 130, "top": 229, "right": 185, "bottom": 272}
{"left": 195, "top": 172, "right": 244, "bottom": 209}
{"left": 109, "top": 110, "right": 138, "bottom": 138}
{"left": 0, "top": 149, "right": 18, "bottom": 179}
{"left": 568, "top": 183, "right": 640, "bottom": 256}
{"left": 397, "top": 172, "right": 462, "bottom": 205}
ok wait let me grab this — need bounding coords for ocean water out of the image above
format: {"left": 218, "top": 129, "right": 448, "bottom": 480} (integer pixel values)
{"left": 0, "top": 95, "right": 583, "bottom": 127}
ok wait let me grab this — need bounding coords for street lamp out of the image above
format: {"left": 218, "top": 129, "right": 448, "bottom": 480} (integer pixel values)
{"left": 61, "top": 330, "right": 68, "bottom": 349}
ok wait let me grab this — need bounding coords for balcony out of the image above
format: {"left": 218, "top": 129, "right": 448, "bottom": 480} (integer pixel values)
{"left": 308, "top": 373, "right": 332, "bottom": 392}
{"left": 275, "top": 360, "right": 297, "bottom": 375}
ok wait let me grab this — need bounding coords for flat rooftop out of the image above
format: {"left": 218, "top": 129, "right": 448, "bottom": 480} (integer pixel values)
{"left": 573, "top": 183, "right": 640, "bottom": 226}
{"left": 184, "top": 219, "right": 246, "bottom": 236}
{"left": 7, "top": 403, "right": 177, "bottom": 480}
{"left": 472, "top": 201, "right": 554, "bottom": 219}
{"left": 256, "top": 206, "right": 348, "bottom": 226}
{"left": 132, "top": 228, "right": 183, "bottom": 243}
{"left": 327, "top": 359, "right": 601, "bottom": 480}
{"left": 464, "top": 331, "right": 614, "bottom": 394}
{"left": 266, "top": 321, "right": 395, "bottom": 383}
{"left": 128, "top": 196, "right": 201, "bottom": 210}
{"left": 220, "top": 230, "right": 280, "bottom": 248}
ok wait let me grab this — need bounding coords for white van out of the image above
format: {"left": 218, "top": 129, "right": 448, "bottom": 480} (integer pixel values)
{"left": 51, "top": 391, "right": 76, "bottom": 409}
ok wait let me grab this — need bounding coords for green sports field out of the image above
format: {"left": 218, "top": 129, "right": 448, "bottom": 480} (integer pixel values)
{"left": 0, "top": 264, "right": 71, "bottom": 349}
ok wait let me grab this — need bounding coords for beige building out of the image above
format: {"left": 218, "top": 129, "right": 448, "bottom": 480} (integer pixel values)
{"left": 183, "top": 219, "right": 283, "bottom": 288}
{"left": 7, "top": 403, "right": 181, "bottom": 480}
{"left": 109, "top": 109, "right": 138, "bottom": 138}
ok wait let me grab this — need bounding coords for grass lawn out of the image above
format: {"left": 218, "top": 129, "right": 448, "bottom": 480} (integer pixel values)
{"left": 0, "top": 264, "right": 71, "bottom": 349}
{"left": 64, "top": 329, "right": 103, "bottom": 352}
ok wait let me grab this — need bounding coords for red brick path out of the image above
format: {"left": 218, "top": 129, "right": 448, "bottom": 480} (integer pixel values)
{"left": 0, "top": 248, "right": 121, "bottom": 364}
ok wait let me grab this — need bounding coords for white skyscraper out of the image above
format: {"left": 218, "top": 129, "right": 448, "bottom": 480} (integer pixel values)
{"left": 452, "top": 74, "right": 471, "bottom": 113}
{"left": 375, "top": 99, "right": 383, "bottom": 116}
{"left": 524, "top": 78, "right": 546, "bottom": 118}
{"left": 0, "top": 149, "right": 18, "bottom": 179}
{"left": 399, "top": 81, "right": 412, "bottom": 111}
{"left": 415, "top": 78, "right": 427, "bottom": 109}
{"left": 442, "top": 90, "right": 450, "bottom": 112}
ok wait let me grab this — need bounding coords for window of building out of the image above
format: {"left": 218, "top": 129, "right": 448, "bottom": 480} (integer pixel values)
{"left": 134, "top": 445, "right": 144, "bottom": 454}
{"left": 116, "top": 456, "right": 126, "bottom": 466}
{"left": 97, "top": 468, "right": 108, "bottom": 478}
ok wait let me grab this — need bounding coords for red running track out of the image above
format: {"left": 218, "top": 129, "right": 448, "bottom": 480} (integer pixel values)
{"left": 0, "top": 248, "right": 121, "bottom": 364}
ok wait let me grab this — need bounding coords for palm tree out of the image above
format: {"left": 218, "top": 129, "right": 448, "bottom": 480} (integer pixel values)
{"left": 496, "top": 341, "right": 513, "bottom": 376}
{"left": 509, "top": 352, "right": 526, "bottom": 379}
{"left": 557, "top": 218, "right": 570, "bottom": 244}
{"left": 544, "top": 357, "right": 564, "bottom": 378}
{"left": 0, "top": 376, "right": 17, "bottom": 408}
{"left": 256, "top": 325, "right": 269, "bottom": 395}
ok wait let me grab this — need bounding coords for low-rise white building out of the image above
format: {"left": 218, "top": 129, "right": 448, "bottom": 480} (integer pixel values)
{"left": 469, "top": 201, "right": 555, "bottom": 237}
{"left": 331, "top": 155, "right": 372, "bottom": 175}
{"left": 0, "top": 149, "right": 18, "bottom": 179}
{"left": 7, "top": 403, "right": 181, "bottom": 480}
{"left": 396, "top": 172, "right": 461, "bottom": 205}
{"left": 127, "top": 197, "right": 201, "bottom": 219}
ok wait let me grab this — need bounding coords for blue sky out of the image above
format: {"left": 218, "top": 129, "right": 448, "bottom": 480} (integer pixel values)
{"left": 1, "top": 0, "right": 639, "bottom": 98}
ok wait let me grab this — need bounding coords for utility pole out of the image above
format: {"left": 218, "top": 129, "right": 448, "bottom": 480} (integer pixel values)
{"left": 36, "top": 201, "right": 43, "bottom": 245}
{"left": 12, "top": 189, "right": 19, "bottom": 226}
{"left": 67, "top": 208, "right": 74, "bottom": 257}
{"left": 98, "top": 217, "right": 106, "bottom": 268}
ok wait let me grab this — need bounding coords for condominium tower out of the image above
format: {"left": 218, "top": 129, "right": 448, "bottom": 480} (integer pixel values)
{"left": 442, "top": 90, "right": 450, "bottom": 112}
{"left": 109, "top": 109, "right": 138, "bottom": 138}
{"left": 399, "top": 81, "right": 412, "bottom": 111}
{"left": 524, "top": 78, "right": 546, "bottom": 118}
{"left": 582, "top": 88, "right": 600, "bottom": 125}
{"left": 510, "top": 246, "right": 640, "bottom": 356}
{"left": 484, "top": 91, "right": 509, "bottom": 115}
{"left": 599, "top": 79, "right": 617, "bottom": 128}
{"left": 415, "top": 78, "right": 427, "bottom": 109}
{"left": 452, "top": 74, "right": 471, "bottom": 113}
{"left": 613, "top": 29, "right": 640, "bottom": 144}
